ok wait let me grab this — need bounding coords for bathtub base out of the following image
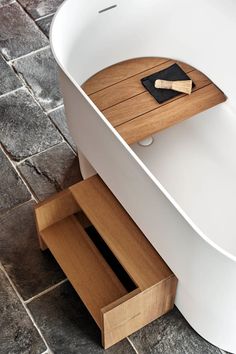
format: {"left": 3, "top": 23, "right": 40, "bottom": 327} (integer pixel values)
{"left": 35, "top": 175, "right": 177, "bottom": 348}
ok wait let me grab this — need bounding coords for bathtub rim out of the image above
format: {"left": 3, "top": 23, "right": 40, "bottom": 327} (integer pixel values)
{"left": 50, "top": 0, "right": 236, "bottom": 264}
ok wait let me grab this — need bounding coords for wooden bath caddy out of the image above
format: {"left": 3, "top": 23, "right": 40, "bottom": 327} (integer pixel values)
{"left": 83, "top": 57, "right": 226, "bottom": 145}
{"left": 35, "top": 175, "right": 177, "bottom": 349}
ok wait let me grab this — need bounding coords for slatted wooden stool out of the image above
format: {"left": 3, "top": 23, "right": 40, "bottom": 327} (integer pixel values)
{"left": 35, "top": 175, "right": 177, "bottom": 348}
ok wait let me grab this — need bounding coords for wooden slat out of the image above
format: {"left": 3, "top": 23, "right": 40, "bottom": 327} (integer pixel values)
{"left": 82, "top": 57, "right": 169, "bottom": 95}
{"left": 35, "top": 189, "right": 79, "bottom": 232}
{"left": 102, "top": 276, "right": 177, "bottom": 349}
{"left": 35, "top": 189, "right": 80, "bottom": 250}
{"left": 41, "top": 215, "right": 127, "bottom": 328}
{"left": 104, "top": 69, "right": 210, "bottom": 127}
{"left": 89, "top": 60, "right": 193, "bottom": 110}
{"left": 117, "top": 84, "right": 226, "bottom": 144}
{"left": 70, "top": 175, "right": 173, "bottom": 291}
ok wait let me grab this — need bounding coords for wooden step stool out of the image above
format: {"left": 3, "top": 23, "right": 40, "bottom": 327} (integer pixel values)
{"left": 35, "top": 175, "right": 177, "bottom": 349}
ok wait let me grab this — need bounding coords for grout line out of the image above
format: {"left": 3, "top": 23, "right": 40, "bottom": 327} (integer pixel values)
{"left": 0, "top": 7, "right": 74, "bottom": 203}
{"left": 9, "top": 78, "right": 40, "bottom": 113}
{"left": 0, "top": 86, "right": 23, "bottom": 99}
{"left": 0, "top": 198, "right": 36, "bottom": 222}
{"left": 0, "top": 140, "right": 39, "bottom": 199}
{"left": 15, "top": 0, "right": 49, "bottom": 41}
{"left": 0, "top": 148, "right": 39, "bottom": 203}
{"left": 1, "top": 142, "right": 38, "bottom": 210}
{"left": 62, "top": 138, "right": 78, "bottom": 155}
{"left": 47, "top": 103, "right": 64, "bottom": 114}
{"left": 1, "top": 62, "right": 68, "bottom": 168}
{"left": 2, "top": 43, "right": 67, "bottom": 157}
{"left": 9, "top": 62, "right": 67, "bottom": 147}
{"left": 8, "top": 63, "right": 26, "bottom": 90}
{"left": 9, "top": 63, "right": 31, "bottom": 90}
{"left": 0, "top": 0, "right": 16, "bottom": 8}
{"left": 1, "top": 145, "right": 68, "bottom": 206}
{"left": 127, "top": 337, "right": 139, "bottom": 354}
{"left": 46, "top": 105, "right": 78, "bottom": 150}
{"left": 25, "top": 279, "right": 68, "bottom": 304}
{"left": 7, "top": 64, "right": 67, "bottom": 147}
{"left": 15, "top": 164, "right": 40, "bottom": 203}
{"left": 13, "top": 141, "right": 73, "bottom": 203}
{"left": 0, "top": 142, "right": 36, "bottom": 200}
{"left": 35, "top": 12, "right": 55, "bottom": 22}
{"left": 15, "top": 141, "right": 65, "bottom": 165}
{"left": 0, "top": 142, "right": 21, "bottom": 167}
{"left": 0, "top": 263, "right": 51, "bottom": 352}
{"left": 9, "top": 45, "right": 50, "bottom": 63}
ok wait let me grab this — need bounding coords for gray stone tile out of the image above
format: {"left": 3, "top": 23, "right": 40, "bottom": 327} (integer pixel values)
{"left": 49, "top": 107, "right": 77, "bottom": 151}
{"left": 0, "top": 88, "right": 62, "bottom": 161}
{"left": 18, "top": 142, "right": 82, "bottom": 201}
{"left": 0, "top": 200, "right": 65, "bottom": 300}
{"left": 0, "top": 148, "right": 31, "bottom": 215}
{"left": 0, "top": 54, "right": 22, "bottom": 95}
{"left": 18, "top": 0, "right": 63, "bottom": 19}
{"left": 0, "top": 0, "right": 14, "bottom": 8}
{"left": 129, "top": 307, "right": 222, "bottom": 354}
{"left": 28, "top": 281, "right": 136, "bottom": 354}
{"left": 36, "top": 14, "right": 54, "bottom": 38}
{"left": 0, "top": 2, "right": 48, "bottom": 60}
{"left": 0, "top": 267, "right": 46, "bottom": 354}
{"left": 14, "top": 47, "right": 62, "bottom": 111}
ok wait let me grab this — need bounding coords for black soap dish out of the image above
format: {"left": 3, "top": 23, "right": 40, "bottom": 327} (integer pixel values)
{"left": 141, "top": 63, "right": 195, "bottom": 104}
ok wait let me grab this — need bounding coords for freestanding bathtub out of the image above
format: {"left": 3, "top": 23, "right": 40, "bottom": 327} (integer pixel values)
{"left": 50, "top": 0, "right": 236, "bottom": 352}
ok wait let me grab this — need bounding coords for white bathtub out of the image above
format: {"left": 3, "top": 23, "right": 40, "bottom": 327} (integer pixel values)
{"left": 50, "top": 0, "right": 236, "bottom": 352}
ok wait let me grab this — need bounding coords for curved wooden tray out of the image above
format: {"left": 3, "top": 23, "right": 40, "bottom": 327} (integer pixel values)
{"left": 83, "top": 57, "right": 226, "bottom": 145}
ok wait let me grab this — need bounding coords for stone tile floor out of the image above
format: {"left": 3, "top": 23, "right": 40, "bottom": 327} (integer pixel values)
{"left": 0, "top": 1, "right": 230, "bottom": 353}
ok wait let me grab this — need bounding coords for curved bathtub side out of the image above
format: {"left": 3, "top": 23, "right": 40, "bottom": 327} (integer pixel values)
{"left": 51, "top": 0, "right": 236, "bottom": 109}
{"left": 51, "top": 0, "right": 236, "bottom": 351}
{"left": 60, "top": 69, "right": 236, "bottom": 353}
